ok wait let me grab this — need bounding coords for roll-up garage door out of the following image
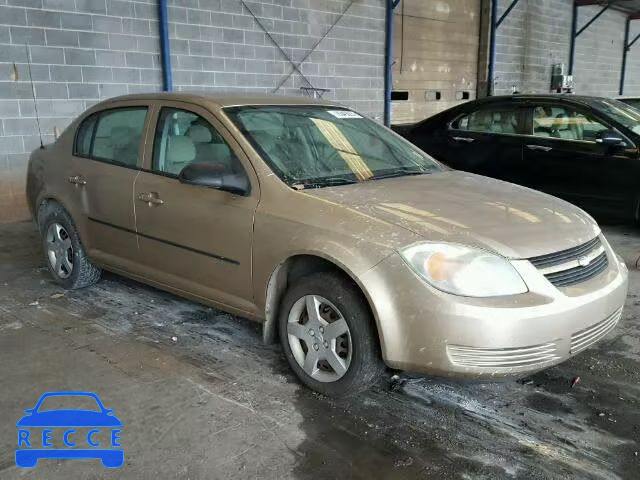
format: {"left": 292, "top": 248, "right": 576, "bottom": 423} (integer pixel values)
{"left": 392, "top": 0, "right": 481, "bottom": 124}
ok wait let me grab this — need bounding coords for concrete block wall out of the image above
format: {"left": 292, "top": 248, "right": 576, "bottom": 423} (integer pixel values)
{"left": 0, "top": 0, "right": 385, "bottom": 222}
{"left": 574, "top": 5, "right": 626, "bottom": 97}
{"left": 492, "top": 0, "right": 640, "bottom": 98}
{"left": 494, "top": 0, "right": 572, "bottom": 95}
{"left": 623, "top": 20, "right": 640, "bottom": 95}
{"left": 167, "top": 0, "right": 385, "bottom": 117}
{"left": 0, "top": 0, "right": 163, "bottom": 222}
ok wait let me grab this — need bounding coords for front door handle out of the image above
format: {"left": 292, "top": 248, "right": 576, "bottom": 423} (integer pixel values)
{"left": 137, "top": 192, "right": 164, "bottom": 206}
{"left": 68, "top": 175, "right": 86, "bottom": 186}
{"left": 452, "top": 136, "right": 475, "bottom": 143}
{"left": 526, "top": 144, "right": 552, "bottom": 152}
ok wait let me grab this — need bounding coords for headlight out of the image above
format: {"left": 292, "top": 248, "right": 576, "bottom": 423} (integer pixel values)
{"left": 400, "top": 243, "right": 528, "bottom": 297}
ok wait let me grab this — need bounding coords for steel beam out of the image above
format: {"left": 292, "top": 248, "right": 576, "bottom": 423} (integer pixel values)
{"left": 487, "top": 0, "right": 498, "bottom": 96}
{"left": 157, "top": 0, "right": 172, "bottom": 91}
{"left": 384, "top": 0, "right": 399, "bottom": 126}
{"left": 569, "top": 2, "right": 578, "bottom": 75}
{"left": 497, "top": 0, "right": 522, "bottom": 27}
{"left": 620, "top": 17, "right": 630, "bottom": 95}
{"left": 576, "top": 2, "right": 613, "bottom": 37}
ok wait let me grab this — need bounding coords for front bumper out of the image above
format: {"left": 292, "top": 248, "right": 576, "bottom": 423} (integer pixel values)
{"left": 360, "top": 244, "right": 628, "bottom": 379}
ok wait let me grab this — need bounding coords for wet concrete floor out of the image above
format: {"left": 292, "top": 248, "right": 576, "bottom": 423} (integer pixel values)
{"left": 0, "top": 222, "right": 638, "bottom": 479}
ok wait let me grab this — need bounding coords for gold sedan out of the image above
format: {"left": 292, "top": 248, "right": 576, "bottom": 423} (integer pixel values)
{"left": 27, "top": 93, "right": 628, "bottom": 396}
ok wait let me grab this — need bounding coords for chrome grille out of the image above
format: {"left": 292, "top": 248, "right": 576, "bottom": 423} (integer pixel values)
{"left": 447, "top": 342, "right": 561, "bottom": 368}
{"left": 529, "top": 236, "right": 608, "bottom": 288}
{"left": 571, "top": 307, "right": 622, "bottom": 355}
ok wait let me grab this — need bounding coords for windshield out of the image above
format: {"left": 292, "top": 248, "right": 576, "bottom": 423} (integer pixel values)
{"left": 620, "top": 98, "right": 640, "bottom": 111}
{"left": 588, "top": 98, "right": 640, "bottom": 135}
{"left": 224, "top": 106, "right": 441, "bottom": 188}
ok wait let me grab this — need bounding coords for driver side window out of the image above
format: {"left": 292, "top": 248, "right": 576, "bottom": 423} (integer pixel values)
{"left": 152, "top": 108, "right": 243, "bottom": 176}
{"left": 532, "top": 105, "right": 609, "bottom": 141}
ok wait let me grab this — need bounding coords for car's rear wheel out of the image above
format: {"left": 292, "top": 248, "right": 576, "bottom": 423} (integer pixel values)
{"left": 39, "top": 203, "right": 101, "bottom": 289}
{"left": 278, "top": 272, "right": 384, "bottom": 396}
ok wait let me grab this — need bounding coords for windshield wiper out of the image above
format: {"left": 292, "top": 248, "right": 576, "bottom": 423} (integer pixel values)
{"left": 369, "top": 168, "right": 431, "bottom": 181}
{"left": 291, "top": 175, "right": 358, "bottom": 189}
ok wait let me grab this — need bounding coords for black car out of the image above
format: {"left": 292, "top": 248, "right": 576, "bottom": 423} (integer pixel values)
{"left": 395, "top": 95, "right": 640, "bottom": 223}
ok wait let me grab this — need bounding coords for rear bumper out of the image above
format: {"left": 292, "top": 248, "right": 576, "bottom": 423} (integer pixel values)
{"left": 361, "top": 245, "right": 628, "bottom": 379}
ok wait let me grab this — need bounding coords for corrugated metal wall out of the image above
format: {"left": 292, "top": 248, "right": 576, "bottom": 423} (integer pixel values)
{"left": 391, "top": 0, "right": 481, "bottom": 124}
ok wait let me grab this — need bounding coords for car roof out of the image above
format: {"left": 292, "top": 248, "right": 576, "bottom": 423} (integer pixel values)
{"left": 97, "top": 92, "right": 342, "bottom": 108}
{"left": 468, "top": 94, "right": 614, "bottom": 108}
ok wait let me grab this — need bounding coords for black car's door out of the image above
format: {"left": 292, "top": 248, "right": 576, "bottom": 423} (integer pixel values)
{"left": 411, "top": 103, "right": 528, "bottom": 184}
{"left": 522, "top": 102, "right": 639, "bottom": 220}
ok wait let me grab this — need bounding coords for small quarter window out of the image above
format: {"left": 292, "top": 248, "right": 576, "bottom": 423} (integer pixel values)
{"left": 74, "top": 114, "right": 97, "bottom": 157}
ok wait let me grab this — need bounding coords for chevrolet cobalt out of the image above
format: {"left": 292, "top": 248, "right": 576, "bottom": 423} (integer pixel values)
{"left": 27, "top": 93, "right": 628, "bottom": 396}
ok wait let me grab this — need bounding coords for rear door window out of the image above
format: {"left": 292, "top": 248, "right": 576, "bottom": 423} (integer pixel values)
{"left": 453, "top": 106, "right": 522, "bottom": 134}
{"left": 90, "top": 108, "right": 147, "bottom": 167}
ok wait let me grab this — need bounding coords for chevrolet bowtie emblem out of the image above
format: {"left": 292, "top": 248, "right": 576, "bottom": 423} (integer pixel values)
{"left": 577, "top": 256, "right": 591, "bottom": 267}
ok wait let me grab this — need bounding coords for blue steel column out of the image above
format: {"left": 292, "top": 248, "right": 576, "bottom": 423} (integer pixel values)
{"left": 487, "top": 0, "right": 498, "bottom": 96}
{"left": 568, "top": 2, "right": 578, "bottom": 75}
{"left": 383, "top": 0, "right": 396, "bottom": 126}
{"left": 158, "top": 0, "right": 173, "bottom": 92}
{"left": 620, "top": 17, "right": 630, "bottom": 95}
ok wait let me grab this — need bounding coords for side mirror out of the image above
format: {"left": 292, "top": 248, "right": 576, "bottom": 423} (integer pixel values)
{"left": 178, "top": 162, "right": 249, "bottom": 196}
{"left": 596, "top": 130, "right": 625, "bottom": 147}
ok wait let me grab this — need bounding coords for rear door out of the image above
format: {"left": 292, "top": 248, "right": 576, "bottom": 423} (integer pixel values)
{"left": 522, "top": 102, "right": 638, "bottom": 219}
{"left": 133, "top": 102, "right": 259, "bottom": 315}
{"left": 437, "top": 103, "right": 528, "bottom": 184}
{"left": 68, "top": 103, "right": 149, "bottom": 272}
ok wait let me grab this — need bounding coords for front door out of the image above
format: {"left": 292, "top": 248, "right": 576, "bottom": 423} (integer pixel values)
{"left": 68, "top": 104, "right": 149, "bottom": 272}
{"left": 523, "top": 103, "right": 639, "bottom": 220}
{"left": 133, "top": 103, "right": 259, "bottom": 314}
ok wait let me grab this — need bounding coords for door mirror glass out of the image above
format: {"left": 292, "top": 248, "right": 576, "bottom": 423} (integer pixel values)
{"left": 178, "top": 162, "right": 249, "bottom": 196}
{"left": 596, "top": 130, "right": 626, "bottom": 147}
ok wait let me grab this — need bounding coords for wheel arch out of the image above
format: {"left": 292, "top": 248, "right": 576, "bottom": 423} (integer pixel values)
{"left": 36, "top": 196, "right": 71, "bottom": 231}
{"left": 262, "top": 253, "right": 382, "bottom": 348}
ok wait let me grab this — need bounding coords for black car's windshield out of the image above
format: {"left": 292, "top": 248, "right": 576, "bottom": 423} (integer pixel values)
{"left": 588, "top": 98, "right": 640, "bottom": 135}
{"left": 620, "top": 98, "right": 640, "bottom": 112}
{"left": 224, "top": 106, "right": 441, "bottom": 188}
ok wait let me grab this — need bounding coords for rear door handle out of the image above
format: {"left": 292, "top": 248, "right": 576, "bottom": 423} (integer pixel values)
{"left": 526, "top": 144, "right": 552, "bottom": 152}
{"left": 68, "top": 175, "right": 86, "bottom": 186}
{"left": 452, "top": 136, "right": 475, "bottom": 143}
{"left": 137, "top": 192, "right": 164, "bottom": 206}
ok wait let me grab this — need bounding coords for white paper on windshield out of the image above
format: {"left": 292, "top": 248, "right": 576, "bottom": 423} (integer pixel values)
{"left": 327, "top": 110, "right": 363, "bottom": 119}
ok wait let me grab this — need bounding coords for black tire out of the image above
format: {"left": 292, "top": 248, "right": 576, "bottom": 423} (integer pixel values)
{"left": 38, "top": 202, "right": 102, "bottom": 289}
{"left": 278, "top": 272, "right": 384, "bottom": 396}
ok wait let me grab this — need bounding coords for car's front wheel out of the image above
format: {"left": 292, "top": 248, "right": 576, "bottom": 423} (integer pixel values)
{"left": 278, "top": 272, "right": 384, "bottom": 396}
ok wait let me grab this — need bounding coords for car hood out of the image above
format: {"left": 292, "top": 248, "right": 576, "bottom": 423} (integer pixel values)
{"left": 303, "top": 171, "right": 600, "bottom": 259}
{"left": 16, "top": 410, "right": 123, "bottom": 427}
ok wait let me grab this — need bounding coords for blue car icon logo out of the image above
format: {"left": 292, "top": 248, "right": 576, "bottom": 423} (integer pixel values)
{"left": 16, "top": 391, "right": 123, "bottom": 468}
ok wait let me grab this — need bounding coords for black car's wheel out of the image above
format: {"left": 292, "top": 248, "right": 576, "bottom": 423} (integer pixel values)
{"left": 278, "top": 272, "right": 384, "bottom": 396}
{"left": 39, "top": 203, "right": 102, "bottom": 289}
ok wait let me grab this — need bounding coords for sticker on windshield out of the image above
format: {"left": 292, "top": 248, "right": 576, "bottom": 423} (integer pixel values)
{"left": 327, "top": 110, "right": 362, "bottom": 119}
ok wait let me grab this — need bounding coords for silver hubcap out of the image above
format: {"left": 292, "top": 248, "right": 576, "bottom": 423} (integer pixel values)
{"left": 46, "top": 223, "right": 73, "bottom": 279}
{"left": 287, "top": 295, "right": 352, "bottom": 383}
